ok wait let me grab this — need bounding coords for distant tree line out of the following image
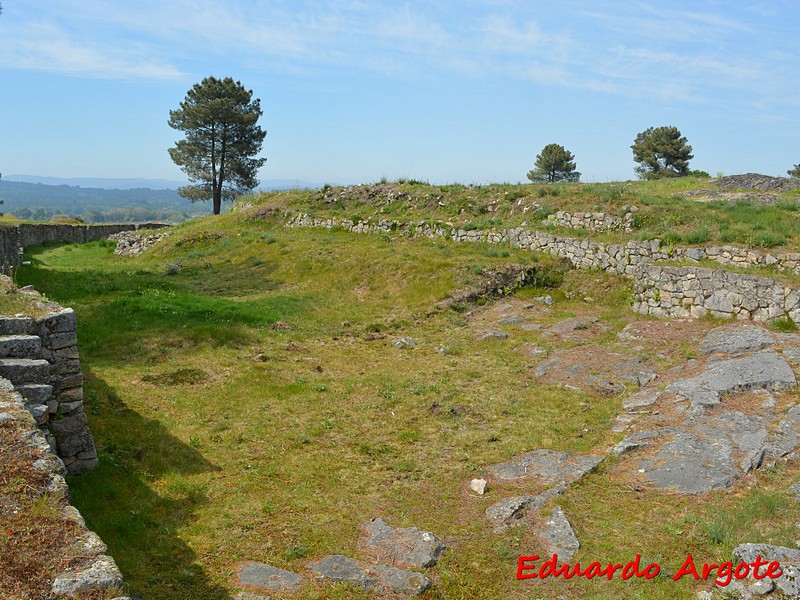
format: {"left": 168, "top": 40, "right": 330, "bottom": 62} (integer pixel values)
{"left": 0, "top": 180, "right": 207, "bottom": 223}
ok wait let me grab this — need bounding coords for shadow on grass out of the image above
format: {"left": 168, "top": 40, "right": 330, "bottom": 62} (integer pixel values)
{"left": 69, "top": 370, "right": 231, "bottom": 599}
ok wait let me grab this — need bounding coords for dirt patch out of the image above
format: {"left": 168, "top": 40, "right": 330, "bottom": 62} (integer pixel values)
{"left": 533, "top": 344, "right": 656, "bottom": 396}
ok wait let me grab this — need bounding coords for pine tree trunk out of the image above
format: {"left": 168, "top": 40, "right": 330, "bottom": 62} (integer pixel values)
{"left": 213, "top": 187, "right": 222, "bottom": 215}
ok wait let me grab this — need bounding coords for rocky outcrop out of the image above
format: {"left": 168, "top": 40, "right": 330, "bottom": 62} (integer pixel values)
{"left": 614, "top": 324, "right": 800, "bottom": 494}
{"left": 309, "top": 555, "right": 430, "bottom": 596}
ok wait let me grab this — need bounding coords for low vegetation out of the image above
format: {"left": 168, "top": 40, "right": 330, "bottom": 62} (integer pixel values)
{"left": 248, "top": 177, "right": 800, "bottom": 251}
{"left": 10, "top": 177, "right": 800, "bottom": 599}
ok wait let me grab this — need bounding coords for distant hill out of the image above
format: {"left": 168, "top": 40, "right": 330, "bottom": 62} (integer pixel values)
{"left": 3, "top": 175, "right": 325, "bottom": 191}
{"left": 0, "top": 180, "right": 204, "bottom": 223}
{"left": 0, "top": 178, "right": 326, "bottom": 223}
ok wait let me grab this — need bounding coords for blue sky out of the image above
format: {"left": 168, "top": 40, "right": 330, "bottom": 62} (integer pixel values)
{"left": 1, "top": 1, "right": 798, "bottom": 185}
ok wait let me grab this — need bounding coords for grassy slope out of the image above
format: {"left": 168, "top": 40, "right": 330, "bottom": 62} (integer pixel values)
{"left": 265, "top": 177, "right": 800, "bottom": 251}
{"left": 13, "top": 181, "right": 800, "bottom": 599}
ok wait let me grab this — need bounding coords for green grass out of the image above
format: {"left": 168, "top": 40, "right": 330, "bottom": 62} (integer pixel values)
{"left": 252, "top": 178, "right": 800, "bottom": 253}
{"left": 12, "top": 196, "right": 800, "bottom": 599}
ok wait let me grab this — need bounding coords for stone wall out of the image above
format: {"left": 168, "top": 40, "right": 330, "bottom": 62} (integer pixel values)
{"left": 544, "top": 208, "right": 635, "bottom": 232}
{"left": 286, "top": 212, "right": 800, "bottom": 326}
{"left": 0, "top": 283, "right": 97, "bottom": 474}
{"left": 0, "top": 222, "right": 170, "bottom": 268}
{"left": 632, "top": 265, "right": 800, "bottom": 322}
{"left": 287, "top": 212, "right": 800, "bottom": 276}
{"left": 287, "top": 213, "right": 667, "bottom": 276}
{"left": 0, "top": 379, "right": 126, "bottom": 598}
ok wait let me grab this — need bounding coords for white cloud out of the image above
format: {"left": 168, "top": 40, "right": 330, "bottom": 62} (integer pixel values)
{"left": 0, "top": 21, "right": 184, "bottom": 80}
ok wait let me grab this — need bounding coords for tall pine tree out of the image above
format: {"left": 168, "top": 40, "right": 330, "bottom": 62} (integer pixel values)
{"left": 168, "top": 77, "right": 267, "bottom": 215}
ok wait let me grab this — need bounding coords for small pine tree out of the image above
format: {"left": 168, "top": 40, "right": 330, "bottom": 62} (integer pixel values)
{"left": 527, "top": 144, "right": 581, "bottom": 183}
{"left": 631, "top": 126, "right": 693, "bottom": 179}
{"left": 788, "top": 164, "right": 800, "bottom": 178}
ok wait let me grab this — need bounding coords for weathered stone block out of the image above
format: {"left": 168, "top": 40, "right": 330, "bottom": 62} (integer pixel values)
{"left": 15, "top": 383, "right": 53, "bottom": 404}
{"left": 58, "top": 387, "right": 84, "bottom": 402}
{"left": 38, "top": 308, "right": 77, "bottom": 335}
{"left": 0, "top": 316, "right": 34, "bottom": 335}
{"left": 0, "top": 334, "right": 42, "bottom": 357}
{"left": 0, "top": 358, "right": 50, "bottom": 384}
{"left": 50, "top": 413, "right": 96, "bottom": 458}
{"left": 46, "top": 332, "right": 78, "bottom": 350}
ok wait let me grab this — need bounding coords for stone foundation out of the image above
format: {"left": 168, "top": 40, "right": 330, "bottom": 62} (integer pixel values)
{"left": 0, "top": 280, "right": 97, "bottom": 474}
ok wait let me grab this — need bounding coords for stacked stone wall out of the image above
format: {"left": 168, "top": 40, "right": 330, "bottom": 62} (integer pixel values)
{"left": 544, "top": 209, "right": 635, "bottom": 232}
{"left": 0, "top": 286, "right": 97, "bottom": 474}
{"left": 286, "top": 212, "right": 800, "bottom": 326}
{"left": 632, "top": 265, "right": 800, "bottom": 322}
{"left": 0, "top": 380, "right": 125, "bottom": 598}
{"left": 287, "top": 212, "right": 800, "bottom": 276}
{"left": 0, "top": 222, "right": 170, "bottom": 267}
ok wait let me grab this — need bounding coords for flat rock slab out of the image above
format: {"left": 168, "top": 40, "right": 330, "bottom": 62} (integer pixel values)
{"left": 486, "top": 449, "right": 602, "bottom": 485}
{"left": 733, "top": 544, "right": 800, "bottom": 598}
{"left": 485, "top": 484, "right": 567, "bottom": 532}
{"left": 698, "top": 324, "right": 774, "bottom": 356}
{"left": 360, "top": 518, "right": 445, "bottom": 568}
{"left": 638, "top": 430, "right": 737, "bottom": 494}
{"left": 666, "top": 351, "right": 796, "bottom": 408}
{"left": 0, "top": 335, "right": 42, "bottom": 358}
{"left": 309, "top": 555, "right": 429, "bottom": 596}
{"left": 237, "top": 562, "right": 303, "bottom": 592}
{"left": 540, "top": 507, "right": 580, "bottom": 562}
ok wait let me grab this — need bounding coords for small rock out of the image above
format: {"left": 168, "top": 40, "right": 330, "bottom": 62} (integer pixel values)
{"left": 51, "top": 555, "right": 124, "bottom": 597}
{"left": 481, "top": 330, "right": 508, "bottom": 341}
{"left": 469, "top": 479, "right": 487, "bottom": 494}
{"left": 789, "top": 481, "right": 800, "bottom": 499}
{"left": 623, "top": 389, "right": 660, "bottom": 411}
{"left": 749, "top": 577, "right": 775, "bottom": 595}
{"left": 534, "top": 295, "right": 555, "bottom": 306}
{"left": 498, "top": 316, "right": 525, "bottom": 325}
{"left": 485, "top": 485, "right": 567, "bottom": 532}
{"left": 392, "top": 337, "right": 416, "bottom": 349}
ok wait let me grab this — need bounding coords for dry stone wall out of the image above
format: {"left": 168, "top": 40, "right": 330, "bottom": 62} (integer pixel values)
{"left": 0, "top": 282, "right": 97, "bottom": 474}
{"left": 287, "top": 212, "right": 800, "bottom": 326}
{"left": 288, "top": 212, "right": 800, "bottom": 275}
{"left": 544, "top": 208, "right": 635, "bottom": 232}
{"left": 0, "top": 222, "right": 170, "bottom": 268}
{"left": 0, "top": 380, "right": 126, "bottom": 599}
{"left": 632, "top": 265, "right": 800, "bottom": 322}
